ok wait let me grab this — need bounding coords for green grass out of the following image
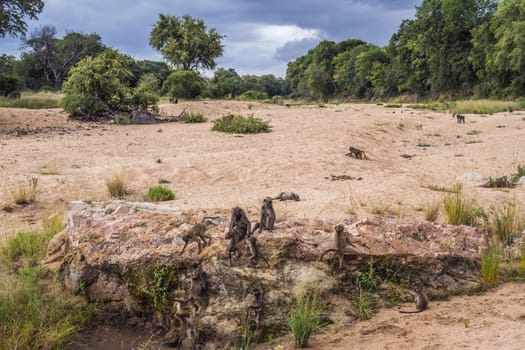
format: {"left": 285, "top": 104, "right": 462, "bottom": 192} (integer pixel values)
{"left": 144, "top": 185, "right": 175, "bottom": 201}
{"left": 442, "top": 185, "right": 486, "bottom": 226}
{"left": 450, "top": 99, "right": 524, "bottom": 115}
{"left": 180, "top": 112, "right": 207, "bottom": 123}
{"left": 0, "top": 91, "right": 63, "bottom": 109}
{"left": 484, "top": 175, "right": 516, "bottom": 188}
{"left": 512, "top": 164, "right": 525, "bottom": 182}
{"left": 287, "top": 290, "right": 321, "bottom": 348}
{"left": 212, "top": 113, "right": 270, "bottom": 134}
{"left": 422, "top": 184, "right": 461, "bottom": 194}
{"left": 490, "top": 200, "right": 523, "bottom": 245}
{"left": 407, "top": 102, "right": 446, "bottom": 111}
{"left": 384, "top": 103, "right": 402, "bottom": 108}
{"left": 354, "top": 288, "right": 375, "bottom": 320}
{"left": 481, "top": 246, "right": 501, "bottom": 284}
{"left": 0, "top": 216, "right": 96, "bottom": 349}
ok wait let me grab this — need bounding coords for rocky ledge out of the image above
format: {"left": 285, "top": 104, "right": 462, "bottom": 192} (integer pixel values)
{"left": 45, "top": 201, "right": 489, "bottom": 348}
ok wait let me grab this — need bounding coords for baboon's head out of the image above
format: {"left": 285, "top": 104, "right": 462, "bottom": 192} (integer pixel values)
{"left": 232, "top": 206, "right": 244, "bottom": 219}
{"left": 292, "top": 193, "right": 300, "bottom": 201}
{"left": 263, "top": 197, "right": 273, "bottom": 208}
{"left": 335, "top": 223, "right": 345, "bottom": 233}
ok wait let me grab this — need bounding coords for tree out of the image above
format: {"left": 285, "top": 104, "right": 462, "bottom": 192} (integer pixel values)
{"left": 149, "top": 14, "right": 224, "bottom": 71}
{"left": 23, "top": 25, "right": 105, "bottom": 89}
{"left": 207, "top": 68, "right": 243, "bottom": 98}
{"left": 62, "top": 49, "right": 133, "bottom": 117}
{"left": 0, "top": 0, "right": 44, "bottom": 38}
{"left": 162, "top": 70, "right": 205, "bottom": 99}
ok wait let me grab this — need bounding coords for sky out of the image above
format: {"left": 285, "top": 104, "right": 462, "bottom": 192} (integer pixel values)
{"left": 0, "top": 0, "right": 421, "bottom": 77}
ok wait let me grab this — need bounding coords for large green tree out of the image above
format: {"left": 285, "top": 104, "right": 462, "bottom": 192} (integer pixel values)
{"left": 149, "top": 14, "right": 224, "bottom": 71}
{"left": 0, "top": 0, "right": 44, "bottom": 38}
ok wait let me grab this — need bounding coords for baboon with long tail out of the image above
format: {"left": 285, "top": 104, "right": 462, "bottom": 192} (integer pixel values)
{"left": 320, "top": 223, "right": 355, "bottom": 269}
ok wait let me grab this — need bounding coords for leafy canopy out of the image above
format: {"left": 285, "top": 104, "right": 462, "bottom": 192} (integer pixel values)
{"left": 149, "top": 14, "right": 224, "bottom": 71}
{"left": 0, "top": 0, "right": 44, "bottom": 38}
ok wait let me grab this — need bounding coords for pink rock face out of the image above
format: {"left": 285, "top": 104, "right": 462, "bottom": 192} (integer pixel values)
{"left": 45, "top": 200, "right": 489, "bottom": 346}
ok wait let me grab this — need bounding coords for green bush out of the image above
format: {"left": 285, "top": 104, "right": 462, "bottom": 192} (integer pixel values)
{"left": 212, "top": 113, "right": 270, "bottom": 134}
{"left": 442, "top": 185, "right": 486, "bottom": 226}
{"left": 162, "top": 69, "right": 205, "bottom": 99}
{"left": 62, "top": 49, "right": 133, "bottom": 116}
{"left": 0, "top": 74, "right": 20, "bottom": 98}
{"left": 288, "top": 290, "right": 321, "bottom": 348}
{"left": 238, "top": 90, "right": 268, "bottom": 101}
{"left": 145, "top": 185, "right": 175, "bottom": 201}
{"left": 181, "top": 112, "right": 207, "bottom": 123}
{"left": 129, "top": 73, "right": 160, "bottom": 112}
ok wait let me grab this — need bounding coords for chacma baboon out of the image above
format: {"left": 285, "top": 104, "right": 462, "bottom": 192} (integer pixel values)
{"left": 179, "top": 222, "right": 212, "bottom": 255}
{"left": 345, "top": 146, "right": 368, "bottom": 160}
{"left": 454, "top": 113, "right": 465, "bottom": 123}
{"left": 226, "top": 207, "right": 252, "bottom": 265}
{"left": 171, "top": 299, "right": 197, "bottom": 350}
{"left": 273, "top": 192, "right": 300, "bottom": 201}
{"left": 258, "top": 197, "right": 275, "bottom": 233}
{"left": 247, "top": 235, "right": 270, "bottom": 268}
{"left": 248, "top": 287, "right": 264, "bottom": 329}
{"left": 230, "top": 207, "right": 251, "bottom": 237}
{"left": 170, "top": 97, "right": 178, "bottom": 104}
{"left": 320, "top": 223, "right": 354, "bottom": 269}
{"left": 399, "top": 289, "right": 429, "bottom": 313}
{"left": 175, "top": 263, "right": 208, "bottom": 316}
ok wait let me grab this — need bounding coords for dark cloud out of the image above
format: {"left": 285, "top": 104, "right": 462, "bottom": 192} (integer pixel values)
{"left": 0, "top": 0, "right": 421, "bottom": 77}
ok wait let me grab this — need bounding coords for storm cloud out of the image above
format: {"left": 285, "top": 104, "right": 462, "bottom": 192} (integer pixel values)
{"left": 0, "top": 0, "right": 421, "bottom": 77}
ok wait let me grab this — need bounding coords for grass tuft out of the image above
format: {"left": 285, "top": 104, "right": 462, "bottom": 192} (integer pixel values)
{"left": 0, "top": 91, "right": 63, "bottom": 109}
{"left": 481, "top": 246, "right": 501, "bottom": 284}
{"left": 287, "top": 289, "right": 321, "bottom": 348}
{"left": 450, "top": 99, "right": 522, "bottom": 115}
{"left": 12, "top": 177, "right": 38, "bottom": 205}
{"left": 212, "top": 113, "right": 270, "bottom": 134}
{"left": 106, "top": 174, "right": 130, "bottom": 199}
{"left": 490, "top": 200, "right": 523, "bottom": 245}
{"left": 442, "top": 184, "right": 486, "bottom": 226}
{"left": 144, "top": 185, "right": 175, "bottom": 201}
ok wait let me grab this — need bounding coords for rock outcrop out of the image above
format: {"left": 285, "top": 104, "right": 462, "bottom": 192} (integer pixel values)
{"left": 45, "top": 201, "right": 489, "bottom": 348}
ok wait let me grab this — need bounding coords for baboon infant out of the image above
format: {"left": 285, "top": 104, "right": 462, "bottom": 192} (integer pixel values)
{"left": 399, "top": 289, "right": 428, "bottom": 313}
{"left": 247, "top": 234, "right": 270, "bottom": 267}
{"left": 320, "top": 223, "right": 354, "bottom": 269}
{"left": 248, "top": 287, "right": 264, "bottom": 329}
{"left": 171, "top": 299, "right": 197, "bottom": 350}
{"left": 174, "top": 263, "right": 208, "bottom": 316}
{"left": 345, "top": 146, "right": 368, "bottom": 160}
{"left": 258, "top": 197, "right": 275, "bottom": 232}
{"left": 273, "top": 192, "right": 300, "bottom": 201}
{"left": 179, "top": 221, "right": 212, "bottom": 255}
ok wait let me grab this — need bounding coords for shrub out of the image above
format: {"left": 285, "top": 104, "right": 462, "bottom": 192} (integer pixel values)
{"left": 238, "top": 90, "right": 268, "bottom": 101}
{"left": 162, "top": 69, "right": 205, "bottom": 99}
{"left": 129, "top": 73, "right": 160, "bottom": 112}
{"left": 287, "top": 290, "right": 321, "bottom": 348}
{"left": 0, "top": 74, "right": 20, "bottom": 98}
{"left": 212, "top": 114, "right": 270, "bottom": 134}
{"left": 106, "top": 174, "right": 129, "bottom": 198}
{"left": 181, "top": 112, "right": 207, "bottom": 123}
{"left": 145, "top": 185, "right": 175, "bottom": 201}
{"left": 62, "top": 49, "right": 133, "bottom": 117}
{"left": 442, "top": 185, "right": 486, "bottom": 226}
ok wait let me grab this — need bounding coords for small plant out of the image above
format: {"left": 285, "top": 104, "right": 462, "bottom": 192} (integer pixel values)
{"left": 145, "top": 185, "right": 175, "bottom": 201}
{"left": 212, "top": 113, "right": 270, "bottom": 134}
{"left": 511, "top": 164, "right": 525, "bottom": 182}
{"left": 423, "top": 201, "right": 440, "bottom": 222}
{"left": 155, "top": 157, "right": 162, "bottom": 164}
{"left": 12, "top": 177, "right": 38, "bottom": 205}
{"left": 142, "top": 267, "right": 174, "bottom": 315}
{"left": 239, "top": 311, "right": 253, "bottom": 350}
{"left": 490, "top": 200, "right": 522, "bottom": 245}
{"left": 416, "top": 143, "right": 432, "bottom": 147}
{"left": 422, "top": 184, "right": 461, "bottom": 193}
{"left": 397, "top": 122, "right": 405, "bottom": 130}
{"left": 287, "top": 289, "right": 321, "bottom": 348}
{"left": 484, "top": 175, "right": 516, "bottom": 188}
{"left": 443, "top": 185, "right": 486, "bottom": 226}
{"left": 158, "top": 178, "right": 170, "bottom": 184}
{"left": 481, "top": 246, "right": 501, "bottom": 284}
{"left": 354, "top": 287, "right": 375, "bottom": 320}
{"left": 181, "top": 112, "right": 207, "bottom": 123}
{"left": 36, "top": 163, "right": 60, "bottom": 175}
{"left": 384, "top": 103, "right": 402, "bottom": 108}
{"left": 106, "top": 174, "right": 129, "bottom": 199}
{"left": 466, "top": 130, "right": 482, "bottom": 135}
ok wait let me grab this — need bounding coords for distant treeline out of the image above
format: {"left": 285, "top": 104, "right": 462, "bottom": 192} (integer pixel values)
{"left": 1, "top": 0, "right": 524, "bottom": 101}
{"left": 287, "top": 0, "right": 525, "bottom": 100}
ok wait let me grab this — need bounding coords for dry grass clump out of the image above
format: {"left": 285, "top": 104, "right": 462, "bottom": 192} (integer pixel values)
{"left": 11, "top": 177, "right": 38, "bottom": 205}
{"left": 106, "top": 173, "right": 130, "bottom": 198}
